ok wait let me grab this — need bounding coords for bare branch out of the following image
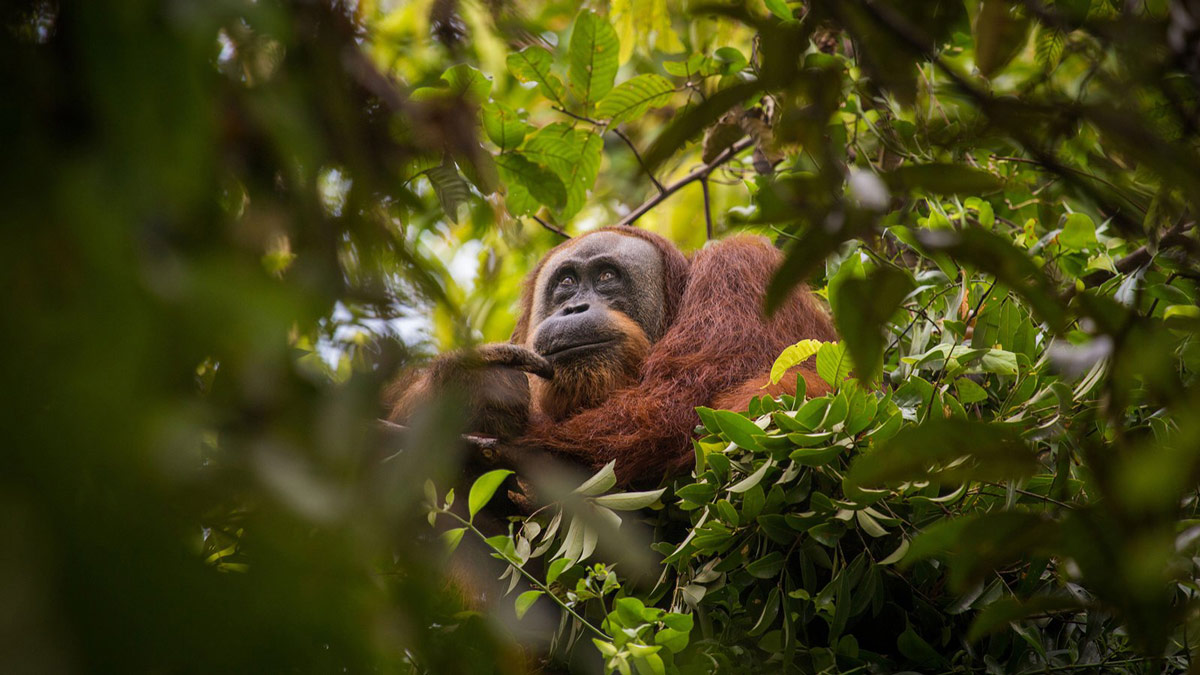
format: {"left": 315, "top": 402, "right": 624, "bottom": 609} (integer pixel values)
{"left": 701, "top": 176, "right": 714, "bottom": 240}
{"left": 530, "top": 213, "right": 570, "bottom": 239}
{"left": 615, "top": 137, "right": 756, "bottom": 228}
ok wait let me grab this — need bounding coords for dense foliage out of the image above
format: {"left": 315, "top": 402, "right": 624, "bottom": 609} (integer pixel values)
{"left": 6, "top": 0, "right": 1200, "bottom": 673}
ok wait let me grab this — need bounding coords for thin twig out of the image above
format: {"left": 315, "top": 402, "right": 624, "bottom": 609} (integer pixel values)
{"left": 530, "top": 213, "right": 570, "bottom": 239}
{"left": 614, "top": 128, "right": 667, "bottom": 194}
{"left": 615, "top": 137, "right": 756, "bottom": 228}
{"left": 700, "top": 177, "right": 714, "bottom": 240}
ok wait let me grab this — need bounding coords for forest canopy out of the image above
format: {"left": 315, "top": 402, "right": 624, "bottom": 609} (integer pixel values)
{"left": 4, "top": 0, "right": 1200, "bottom": 673}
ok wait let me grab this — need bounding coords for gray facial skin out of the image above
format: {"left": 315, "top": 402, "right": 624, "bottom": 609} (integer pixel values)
{"left": 527, "top": 232, "right": 666, "bottom": 361}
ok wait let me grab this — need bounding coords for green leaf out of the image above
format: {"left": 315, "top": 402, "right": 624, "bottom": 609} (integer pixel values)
{"left": 575, "top": 460, "right": 618, "bottom": 496}
{"left": 746, "top": 551, "right": 786, "bottom": 578}
{"left": 515, "top": 590, "right": 543, "bottom": 620}
{"left": 495, "top": 152, "right": 567, "bottom": 215}
{"left": 728, "top": 460, "right": 774, "bottom": 493}
{"left": 878, "top": 538, "right": 910, "bottom": 565}
{"left": 654, "top": 627, "right": 691, "bottom": 654}
{"left": 425, "top": 162, "right": 470, "bottom": 222}
{"left": 468, "top": 469, "right": 514, "bottom": 520}
{"left": 440, "top": 63, "right": 492, "bottom": 101}
{"left": 481, "top": 102, "right": 531, "bottom": 152}
{"left": 546, "top": 558, "right": 572, "bottom": 585}
{"left": 713, "top": 410, "right": 766, "bottom": 451}
{"left": 768, "top": 339, "right": 824, "bottom": 385}
{"left": 592, "top": 488, "right": 666, "bottom": 510}
{"left": 440, "top": 527, "right": 466, "bottom": 554}
{"left": 507, "top": 46, "right": 566, "bottom": 105}
{"left": 596, "top": 74, "right": 674, "bottom": 125}
{"left": 523, "top": 125, "right": 603, "bottom": 220}
{"left": 1035, "top": 26, "right": 1066, "bottom": 70}
{"left": 954, "top": 377, "right": 989, "bottom": 404}
{"left": 855, "top": 509, "right": 888, "bottom": 537}
{"left": 847, "top": 419, "right": 1037, "bottom": 488}
{"left": 763, "top": 0, "right": 795, "bottom": 21}
{"left": 974, "top": 0, "right": 1031, "bottom": 78}
{"left": 748, "top": 587, "right": 781, "bottom": 636}
{"left": 897, "top": 624, "right": 948, "bottom": 668}
{"left": 816, "top": 342, "right": 853, "bottom": 388}
{"left": 832, "top": 267, "right": 914, "bottom": 385}
{"left": 1060, "top": 212, "right": 1098, "bottom": 250}
{"left": 568, "top": 11, "right": 620, "bottom": 111}
{"left": 884, "top": 164, "right": 1004, "bottom": 195}
{"left": 968, "top": 595, "right": 1083, "bottom": 641}
{"left": 904, "top": 512, "right": 1059, "bottom": 591}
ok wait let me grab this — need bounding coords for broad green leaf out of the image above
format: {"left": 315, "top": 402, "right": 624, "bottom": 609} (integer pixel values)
{"left": 523, "top": 124, "right": 603, "bottom": 219}
{"left": 968, "top": 595, "right": 1082, "bottom": 641}
{"left": 1035, "top": 26, "right": 1066, "bottom": 70}
{"left": 975, "top": 0, "right": 1031, "bottom": 78}
{"left": 954, "top": 377, "right": 989, "bottom": 404}
{"left": 495, "top": 152, "right": 567, "bottom": 215}
{"left": 764, "top": 0, "right": 794, "bottom": 21}
{"left": 596, "top": 74, "right": 674, "bottom": 125}
{"left": 440, "top": 527, "right": 466, "bottom": 553}
{"left": 713, "top": 410, "right": 766, "bottom": 451}
{"left": 515, "top": 590, "right": 543, "bottom": 620}
{"left": 654, "top": 627, "right": 691, "bottom": 654}
{"left": 612, "top": 0, "right": 684, "bottom": 62}
{"left": 816, "top": 342, "right": 853, "bottom": 388}
{"left": 1060, "top": 212, "right": 1098, "bottom": 250}
{"left": 592, "top": 488, "right": 666, "bottom": 510}
{"left": 904, "top": 512, "right": 1059, "bottom": 591}
{"left": 481, "top": 102, "right": 531, "bottom": 151}
{"left": 746, "top": 551, "right": 786, "bottom": 578}
{"left": 507, "top": 46, "right": 566, "bottom": 105}
{"left": 897, "top": 624, "right": 948, "bottom": 668}
{"left": 768, "top": 339, "right": 823, "bottom": 385}
{"left": 440, "top": 63, "right": 492, "bottom": 101}
{"left": 568, "top": 11, "right": 620, "bottom": 111}
{"left": 468, "top": 469, "right": 514, "bottom": 520}
{"left": 546, "top": 558, "right": 572, "bottom": 585}
{"left": 832, "top": 267, "right": 914, "bottom": 385}
{"left": 575, "top": 460, "right": 618, "bottom": 496}
{"left": 425, "top": 162, "right": 470, "bottom": 222}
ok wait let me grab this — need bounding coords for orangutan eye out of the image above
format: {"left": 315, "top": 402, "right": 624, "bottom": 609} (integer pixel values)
{"left": 558, "top": 274, "right": 576, "bottom": 287}
{"left": 598, "top": 269, "right": 616, "bottom": 283}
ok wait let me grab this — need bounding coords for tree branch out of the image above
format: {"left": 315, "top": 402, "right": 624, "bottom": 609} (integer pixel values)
{"left": 530, "top": 213, "right": 570, "bottom": 239}
{"left": 701, "top": 176, "right": 714, "bottom": 240}
{"left": 1082, "top": 219, "right": 1197, "bottom": 287}
{"left": 615, "top": 137, "right": 756, "bottom": 228}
